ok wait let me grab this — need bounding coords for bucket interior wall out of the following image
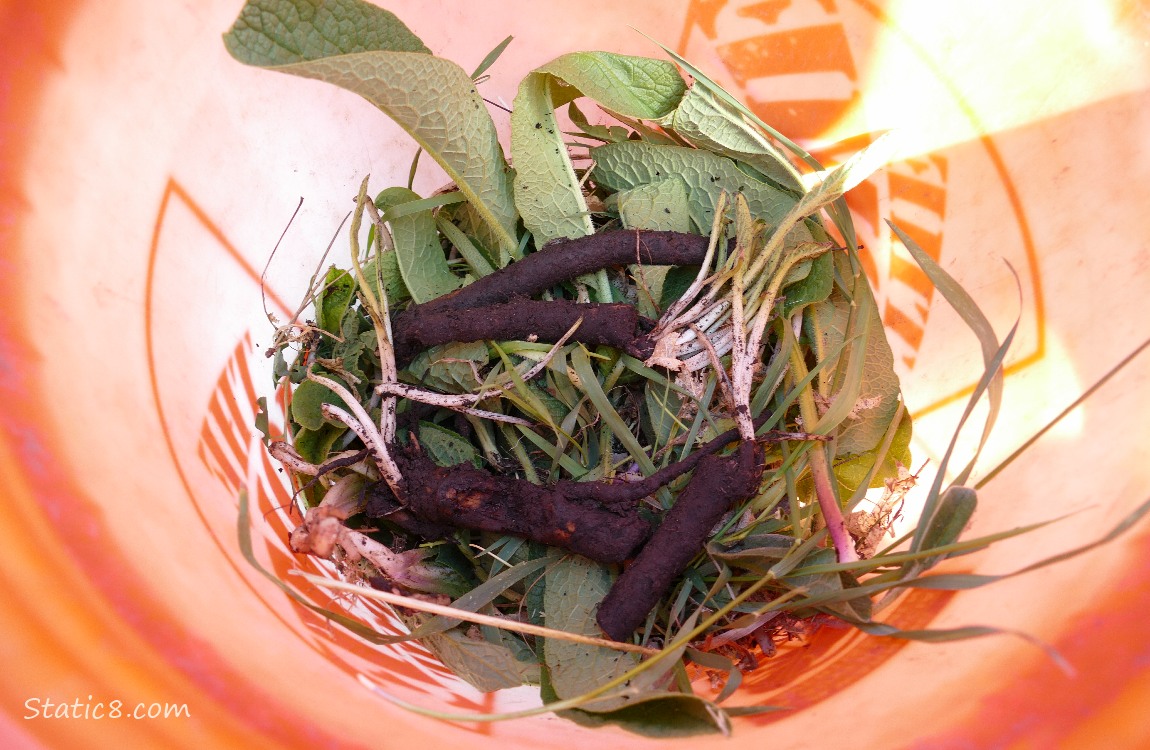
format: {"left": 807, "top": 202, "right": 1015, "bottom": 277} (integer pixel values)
{"left": 2, "top": 1, "right": 1149, "bottom": 747}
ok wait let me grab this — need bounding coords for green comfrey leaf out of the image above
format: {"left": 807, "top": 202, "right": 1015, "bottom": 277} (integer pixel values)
{"left": 376, "top": 187, "right": 461, "bottom": 303}
{"left": 290, "top": 376, "right": 349, "bottom": 431}
{"left": 408, "top": 556, "right": 551, "bottom": 636}
{"left": 222, "top": 0, "right": 430, "bottom": 62}
{"left": 361, "top": 247, "right": 410, "bottom": 305}
{"left": 659, "top": 265, "right": 701, "bottom": 309}
{"left": 782, "top": 252, "right": 833, "bottom": 318}
{"left": 832, "top": 274, "right": 903, "bottom": 456}
{"left": 659, "top": 82, "right": 803, "bottom": 192}
{"left": 408, "top": 341, "right": 488, "bottom": 392}
{"left": 804, "top": 276, "right": 850, "bottom": 396}
{"left": 316, "top": 265, "right": 355, "bottom": 333}
{"left": 544, "top": 556, "right": 640, "bottom": 712}
{"left": 525, "top": 381, "right": 569, "bottom": 425}
{"left": 591, "top": 141, "right": 800, "bottom": 235}
{"left": 781, "top": 548, "right": 842, "bottom": 599}
{"left": 418, "top": 421, "right": 481, "bottom": 468}
{"left": 541, "top": 679, "right": 731, "bottom": 738}
{"left": 510, "top": 52, "right": 685, "bottom": 246}
{"left": 614, "top": 176, "right": 692, "bottom": 233}
{"left": 833, "top": 409, "right": 913, "bottom": 499}
{"left": 224, "top": 0, "right": 519, "bottom": 256}
{"left": 611, "top": 177, "right": 693, "bottom": 318}
{"left": 535, "top": 662, "right": 726, "bottom": 736}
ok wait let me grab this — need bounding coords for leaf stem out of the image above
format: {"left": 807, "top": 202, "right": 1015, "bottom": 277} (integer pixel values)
{"left": 788, "top": 344, "right": 859, "bottom": 563}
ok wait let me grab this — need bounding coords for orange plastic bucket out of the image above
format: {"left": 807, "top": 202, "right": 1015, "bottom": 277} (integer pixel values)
{"left": 3, "top": 1, "right": 1149, "bottom": 747}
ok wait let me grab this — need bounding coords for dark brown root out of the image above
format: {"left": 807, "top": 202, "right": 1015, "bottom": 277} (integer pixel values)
{"left": 369, "top": 450, "right": 654, "bottom": 564}
{"left": 595, "top": 440, "right": 765, "bottom": 642}
{"left": 391, "top": 230, "right": 713, "bottom": 363}
{"left": 416, "top": 229, "right": 711, "bottom": 314}
{"left": 362, "top": 415, "right": 817, "bottom": 563}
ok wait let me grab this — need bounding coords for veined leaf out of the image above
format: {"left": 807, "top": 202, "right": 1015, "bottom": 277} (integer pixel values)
{"left": 511, "top": 52, "right": 685, "bottom": 246}
{"left": 661, "top": 83, "right": 803, "bottom": 192}
{"left": 834, "top": 409, "right": 913, "bottom": 499}
{"left": 641, "top": 37, "right": 861, "bottom": 251}
{"left": 545, "top": 688, "right": 732, "bottom": 738}
{"left": 614, "top": 177, "right": 693, "bottom": 317}
{"left": 544, "top": 556, "right": 639, "bottom": 711}
{"left": 832, "top": 272, "right": 903, "bottom": 456}
{"left": 615, "top": 177, "right": 692, "bottom": 233}
{"left": 223, "top": 0, "right": 430, "bottom": 61}
{"left": 591, "top": 141, "right": 799, "bottom": 234}
{"left": 418, "top": 626, "right": 536, "bottom": 693}
{"left": 224, "top": 0, "right": 519, "bottom": 254}
{"left": 418, "top": 422, "right": 481, "bottom": 468}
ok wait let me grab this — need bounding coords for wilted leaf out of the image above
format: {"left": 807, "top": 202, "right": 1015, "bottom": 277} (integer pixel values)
{"left": 568, "top": 100, "right": 632, "bottom": 143}
{"left": 224, "top": 0, "right": 519, "bottom": 254}
{"left": 511, "top": 52, "right": 685, "bottom": 246}
{"left": 544, "top": 681, "right": 731, "bottom": 737}
{"left": 409, "top": 341, "right": 488, "bottom": 392}
{"left": 419, "top": 625, "right": 536, "bottom": 693}
{"left": 833, "top": 409, "right": 913, "bottom": 500}
{"left": 316, "top": 265, "right": 356, "bottom": 333}
{"left": 708, "top": 532, "right": 794, "bottom": 574}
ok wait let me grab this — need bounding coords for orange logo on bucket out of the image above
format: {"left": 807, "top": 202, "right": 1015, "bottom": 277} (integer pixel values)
{"left": 680, "top": 0, "right": 1046, "bottom": 415}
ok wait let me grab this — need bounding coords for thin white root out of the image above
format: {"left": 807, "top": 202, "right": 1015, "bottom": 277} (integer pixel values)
{"left": 321, "top": 402, "right": 404, "bottom": 493}
{"left": 374, "top": 317, "right": 582, "bottom": 422}
{"left": 269, "top": 441, "right": 320, "bottom": 476}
